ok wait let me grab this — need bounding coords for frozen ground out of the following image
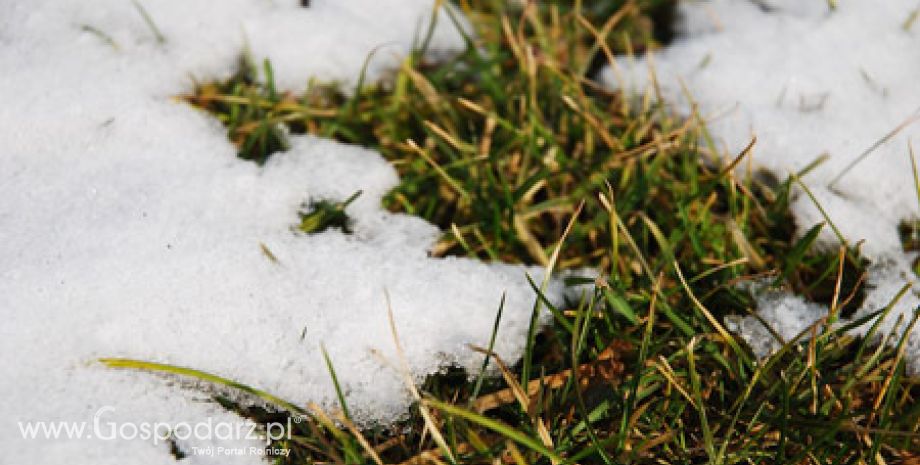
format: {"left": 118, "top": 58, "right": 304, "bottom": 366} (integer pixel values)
{"left": 604, "top": 0, "right": 920, "bottom": 364}
{"left": 0, "top": 1, "right": 564, "bottom": 463}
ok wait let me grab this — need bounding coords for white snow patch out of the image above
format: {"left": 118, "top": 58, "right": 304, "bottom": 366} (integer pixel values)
{"left": 603, "top": 0, "right": 920, "bottom": 365}
{"left": 0, "top": 1, "right": 563, "bottom": 464}
{"left": 728, "top": 262, "right": 920, "bottom": 368}
{"left": 725, "top": 290, "right": 828, "bottom": 359}
{"left": 857, "top": 261, "right": 920, "bottom": 373}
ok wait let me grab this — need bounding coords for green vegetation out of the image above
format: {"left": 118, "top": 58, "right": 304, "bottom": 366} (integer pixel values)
{"left": 900, "top": 220, "right": 920, "bottom": 277}
{"left": 183, "top": 0, "right": 682, "bottom": 268}
{"left": 297, "top": 191, "right": 362, "bottom": 235}
{"left": 104, "top": 1, "right": 920, "bottom": 463}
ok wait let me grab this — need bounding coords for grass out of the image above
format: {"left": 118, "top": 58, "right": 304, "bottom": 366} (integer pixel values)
{"left": 900, "top": 220, "right": 920, "bottom": 277}
{"left": 105, "top": 0, "right": 920, "bottom": 463}
{"left": 183, "top": 0, "right": 681, "bottom": 268}
{"left": 297, "top": 190, "right": 363, "bottom": 235}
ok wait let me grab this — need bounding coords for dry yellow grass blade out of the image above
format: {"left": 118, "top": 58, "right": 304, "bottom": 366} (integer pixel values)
{"left": 467, "top": 346, "right": 555, "bottom": 463}
{"left": 335, "top": 412, "right": 387, "bottom": 465}
{"left": 673, "top": 261, "right": 741, "bottom": 353}
{"left": 653, "top": 356, "right": 697, "bottom": 409}
{"left": 470, "top": 341, "right": 628, "bottom": 414}
{"left": 406, "top": 138, "right": 470, "bottom": 201}
{"left": 424, "top": 120, "right": 476, "bottom": 154}
{"left": 729, "top": 219, "right": 765, "bottom": 270}
{"left": 383, "top": 291, "right": 457, "bottom": 465}
{"left": 396, "top": 448, "right": 461, "bottom": 465}
{"left": 514, "top": 215, "right": 550, "bottom": 266}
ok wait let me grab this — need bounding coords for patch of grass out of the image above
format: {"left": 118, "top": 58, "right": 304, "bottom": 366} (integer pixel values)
{"left": 183, "top": 0, "right": 684, "bottom": 269}
{"left": 184, "top": 55, "right": 291, "bottom": 164}
{"left": 297, "top": 190, "right": 362, "bottom": 235}
{"left": 182, "top": 0, "right": 869, "bottom": 310}
{"left": 109, "top": 1, "right": 920, "bottom": 464}
{"left": 899, "top": 220, "right": 920, "bottom": 277}
{"left": 901, "top": 221, "right": 920, "bottom": 252}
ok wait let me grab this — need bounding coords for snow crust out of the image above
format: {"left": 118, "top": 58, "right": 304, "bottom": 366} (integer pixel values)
{"left": 0, "top": 1, "right": 562, "bottom": 463}
{"left": 605, "top": 0, "right": 920, "bottom": 364}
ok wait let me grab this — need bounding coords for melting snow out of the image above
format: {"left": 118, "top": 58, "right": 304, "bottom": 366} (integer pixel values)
{"left": 0, "top": 1, "right": 563, "bottom": 463}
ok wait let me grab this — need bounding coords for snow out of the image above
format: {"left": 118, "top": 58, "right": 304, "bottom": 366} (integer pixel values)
{"left": 725, "top": 288, "right": 829, "bottom": 359}
{"left": 0, "top": 1, "right": 563, "bottom": 463}
{"left": 604, "top": 0, "right": 920, "bottom": 363}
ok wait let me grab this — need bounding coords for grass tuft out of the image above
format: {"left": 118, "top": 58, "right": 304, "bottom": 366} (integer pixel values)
{"left": 297, "top": 190, "right": 362, "bottom": 235}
